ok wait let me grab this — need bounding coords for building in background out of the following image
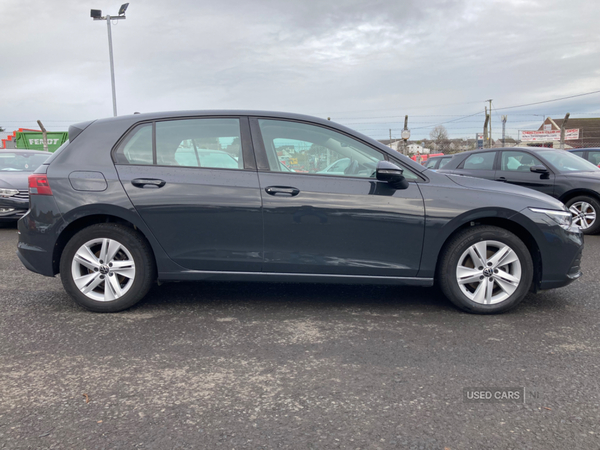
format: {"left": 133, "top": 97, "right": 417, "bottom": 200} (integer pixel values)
{"left": 516, "top": 117, "right": 600, "bottom": 149}
{"left": 406, "top": 143, "right": 431, "bottom": 154}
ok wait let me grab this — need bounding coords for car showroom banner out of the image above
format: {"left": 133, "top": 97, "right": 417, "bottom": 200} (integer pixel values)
{"left": 520, "top": 129, "right": 580, "bottom": 142}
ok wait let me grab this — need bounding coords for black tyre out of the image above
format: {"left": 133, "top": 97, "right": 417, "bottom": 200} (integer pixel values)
{"left": 565, "top": 195, "right": 600, "bottom": 235}
{"left": 60, "top": 223, "right": 155, "bottom": 312}
{"left": 438, "top": 226, "right": 533, "bottom": 314}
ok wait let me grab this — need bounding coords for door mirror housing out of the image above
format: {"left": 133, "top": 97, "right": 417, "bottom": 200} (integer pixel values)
{"left": 530, "top": 165, "right": 549, "bottom": 174}
{"left": 376, "top": 161, "right": 409, "bottom": 189}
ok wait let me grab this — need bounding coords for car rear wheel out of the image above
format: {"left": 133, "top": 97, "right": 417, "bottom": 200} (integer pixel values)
{"left": 60, "top": 223, "right": 155, "bottom": 312}
{"left": 438, "top": 226, "right": 533, "bottom": 314}
{"left": 565, "top": 196, "right": 600, "bottom": 235}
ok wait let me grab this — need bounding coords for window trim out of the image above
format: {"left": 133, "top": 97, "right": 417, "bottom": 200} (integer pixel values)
{"left": 111, "top": 116, "right": 257, "bottom": 171}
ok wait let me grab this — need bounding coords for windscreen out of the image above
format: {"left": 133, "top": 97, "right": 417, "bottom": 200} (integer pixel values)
{"left": 542, "top": 150, "right": 600, "bottom": 173}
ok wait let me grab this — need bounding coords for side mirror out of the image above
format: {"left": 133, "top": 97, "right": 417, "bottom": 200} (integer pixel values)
{"left": 376, "top": 161, "right": 409, "bottom": 189}
{"left": 530, "top": 165, "right": 549, "bottom": 174}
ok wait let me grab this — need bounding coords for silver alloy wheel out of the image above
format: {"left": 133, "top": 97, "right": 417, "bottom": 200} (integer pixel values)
{"left": 455, "top": 240, "right": 522, "bottom": 305}
{"left": 569, "top": 201, "right": 596, "bottom": 230}
{"left": 71, "top": 238, "right": 136, "bottom": 302}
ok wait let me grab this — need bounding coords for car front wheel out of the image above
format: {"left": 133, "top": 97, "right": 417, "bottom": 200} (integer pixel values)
{"left": 566, "top": 196, "right": 600, "bottom": 235}
{"left": 438, "top": 226, "right": 533, "bottom": 314}
{"left": 60, "top": 223, "right": 155, "bottom": 312}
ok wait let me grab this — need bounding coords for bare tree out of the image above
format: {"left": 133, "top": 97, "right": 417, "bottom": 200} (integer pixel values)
{"left": 429, "top": 125, "right": 451, "bottom": 153}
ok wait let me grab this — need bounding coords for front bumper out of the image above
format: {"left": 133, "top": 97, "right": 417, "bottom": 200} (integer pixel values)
{"left": 0, "top": 198, "right": 28, "bottom": 222}
{"left": 517, "top": 208, "right": 584, "bottom": 290}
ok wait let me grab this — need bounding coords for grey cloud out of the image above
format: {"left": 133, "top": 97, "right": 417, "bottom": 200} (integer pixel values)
{"left": 0, "top": 0, "right": 599, "bottom": 140}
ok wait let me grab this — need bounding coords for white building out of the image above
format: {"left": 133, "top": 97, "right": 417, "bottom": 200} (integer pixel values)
{"left": 406, "top": 144, "right": 431, "bottom": 154}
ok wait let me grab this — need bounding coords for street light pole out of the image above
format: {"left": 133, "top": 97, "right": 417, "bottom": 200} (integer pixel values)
{"left": 91, "top": 4, "right": 129, "bottom": 117}
{"left": 106, "top": 16, "right": 118, "bottom": 117}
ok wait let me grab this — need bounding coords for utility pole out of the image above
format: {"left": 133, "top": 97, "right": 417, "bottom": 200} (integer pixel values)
{"left": 486, "top": 99, "right": 493, "bottom": 147}
{"left": 401, "top": 115, "right": 410, "bottom": 155}
{"left": 389, "top": 129, "right": 392, "bottom": 149}
{"left": 560, "top": 113, "right": 570, "bottom": 150}
{"left": 501, "top": 115, "right": 507, "bottom": 147}
{"left": 483, "top": 107, "right": 490, "bottom": 148}
{"left": 36, "top": 120, "right": 48, "bottom": 152}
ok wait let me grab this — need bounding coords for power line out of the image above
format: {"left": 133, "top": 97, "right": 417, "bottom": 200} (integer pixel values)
{"left": 494, "top": 90, "right": 600, "bottom": 111}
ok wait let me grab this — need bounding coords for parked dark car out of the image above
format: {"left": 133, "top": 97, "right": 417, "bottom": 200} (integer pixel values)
{"left": 17, "top": 112, "right": 583, "bottom": 314}
{"left": 438, "top": 147, "right": 600, "bottom": 234}
{"left": 423, "top": 155, "right": 453, "bottom": 170}
{"left": 0, "top": 150, "right": 51, "bottom": 222}
{"left": 569, "top": 148, "right": 600, "bottom": 167}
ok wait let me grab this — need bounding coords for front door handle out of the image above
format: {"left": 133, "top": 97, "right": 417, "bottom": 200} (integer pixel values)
{"left": 495, "top": 177, "right": 507, "bottom": 182}
{"left": 131, "top": 178, "right": 166, "bottom": 188}
{"left": 265, "top": 186, "right": 300, "bottom": 196}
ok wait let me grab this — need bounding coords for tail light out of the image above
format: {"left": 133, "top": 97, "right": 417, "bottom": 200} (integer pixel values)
{"left": 28, "top": 174, "right": 53, "bottom": 196}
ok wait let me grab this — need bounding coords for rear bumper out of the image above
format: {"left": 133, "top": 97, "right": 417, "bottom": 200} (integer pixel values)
{"left": 17, "top": 196, "right": 65, "bottom": 277}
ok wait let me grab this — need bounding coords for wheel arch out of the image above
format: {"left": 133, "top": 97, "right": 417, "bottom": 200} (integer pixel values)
{"left": 51, "top": 205, "right": 176, "bottom": 276}
{"left": 434, "top": 216, "right": 542, "bottom": 292}
{"left": 559, "top": 189, "right": 600, "bottom": 205}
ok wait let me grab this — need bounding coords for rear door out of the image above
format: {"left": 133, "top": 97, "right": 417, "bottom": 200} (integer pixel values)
{"left": 495, "top": 150, "right": 555, "bottom": 197}
{"left": 250, "top": 117, "right": 425, "bottom": 277}
{"left": 455, "top": 151, "right": 498, "bottom": 181}
{"left": 114, "top": 116, "right": 263, "bottom": 272}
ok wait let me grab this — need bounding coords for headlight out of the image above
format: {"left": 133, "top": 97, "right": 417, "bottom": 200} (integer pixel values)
{"left": 529, "top": 207, "right": 573, "bottom": 230}
{"left": 0, "top": 188, "right": 19, "bottom": 198}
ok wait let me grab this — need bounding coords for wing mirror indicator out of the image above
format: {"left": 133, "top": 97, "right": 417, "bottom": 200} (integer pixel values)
{"left": 530, "top": 165, "right": 549, "bottom": 174}
{"left": 376, "top": 161, "right": 409, "bottom": 189}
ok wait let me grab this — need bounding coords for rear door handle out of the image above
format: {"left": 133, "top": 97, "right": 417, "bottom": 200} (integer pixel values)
{"left": 131, "top": 178, "right": 166, "bottom": 188}
{"left": 495, "top": 177, "right": 507, "bottom": 182}
{"left": 265, "top": 186, "right": 300, "bottom": 196}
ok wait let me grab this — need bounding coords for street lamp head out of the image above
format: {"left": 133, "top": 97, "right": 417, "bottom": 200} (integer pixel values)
{"left": 90, "top": 9, "right": 102, "bottom": 18}
{"left": 118, "top": 3, "right": 129, "bottom": 15}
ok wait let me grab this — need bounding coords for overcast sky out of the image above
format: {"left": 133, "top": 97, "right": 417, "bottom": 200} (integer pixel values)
{"left": 1, "top": 0, "right": 599, "bottom": 140}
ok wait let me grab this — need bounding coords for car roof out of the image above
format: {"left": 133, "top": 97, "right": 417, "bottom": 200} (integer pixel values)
{"left": 87, "top": 110, "right": 339, "bottom": 128}
{"left": 456, "top": 147, "right": 558, "bottom": 157}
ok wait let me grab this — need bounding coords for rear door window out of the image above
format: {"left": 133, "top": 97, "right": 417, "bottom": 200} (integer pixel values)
{"left": 438, "top": 158, "right": 451, "bottom": 169}
{"left": 114, "top": 118, "right": 244, "bottom": 170}
{"left": 462, "top": 152, "right": 496, "bottom": 170}
{"left": 156, "top": 119, "right": 243, "bottom": 169}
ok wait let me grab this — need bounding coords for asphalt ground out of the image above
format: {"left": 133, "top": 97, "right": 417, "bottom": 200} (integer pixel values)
{"left": 1, "top": 222, "right": 599, "bottom": 450}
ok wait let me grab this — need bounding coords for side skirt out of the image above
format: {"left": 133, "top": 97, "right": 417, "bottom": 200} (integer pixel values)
{"left": 158, "top": 270, "right": 434, "bottom": 286}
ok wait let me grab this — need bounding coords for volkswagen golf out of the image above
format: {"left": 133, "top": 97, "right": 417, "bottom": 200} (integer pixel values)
{"left": 17, "top": 111, "right": 583, "bottom": 314}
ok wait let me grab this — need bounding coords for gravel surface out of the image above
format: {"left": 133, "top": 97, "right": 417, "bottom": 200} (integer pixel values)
{"left": 1, "top": 222, "right": 599, "bottom": 449}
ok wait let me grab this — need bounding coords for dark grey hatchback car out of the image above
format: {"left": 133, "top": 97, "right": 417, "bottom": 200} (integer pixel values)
{"left": 439, "top": 147, "right": 600, "bottom": 234}
{"left": 17, "top": 111, "right": 584, "bottom": 314}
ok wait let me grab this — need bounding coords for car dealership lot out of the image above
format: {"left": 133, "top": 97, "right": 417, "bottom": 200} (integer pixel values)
{"left": 1, "top": 223, "right": 600, "bottom": 449}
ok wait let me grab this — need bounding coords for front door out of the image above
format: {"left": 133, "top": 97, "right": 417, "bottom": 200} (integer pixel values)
{"left": 114, "top": 117, "right": 263, "bottom": 272}
{"left": 251, "top": 118, "right": 425, "bottom": 277}
{"left": 456, "top": 151, "right": 498, "bottom": 181}
{"left": 495, "top": 150, "right": 555, "bottom": 197}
